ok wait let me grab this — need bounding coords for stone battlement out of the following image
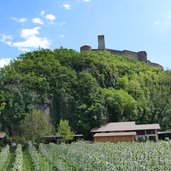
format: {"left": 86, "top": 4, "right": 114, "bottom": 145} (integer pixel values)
{"left": 80, "top": 35, "right": 162, "bottom": 69}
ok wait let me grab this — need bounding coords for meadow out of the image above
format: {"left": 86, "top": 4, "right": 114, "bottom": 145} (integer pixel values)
{"left": 0, "top": 141, "right": 171, "bottom": 171}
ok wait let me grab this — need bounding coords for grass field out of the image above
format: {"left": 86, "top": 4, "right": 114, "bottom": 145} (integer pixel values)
{"left": 0, "top": 141, "right": 171, "bottom": 171}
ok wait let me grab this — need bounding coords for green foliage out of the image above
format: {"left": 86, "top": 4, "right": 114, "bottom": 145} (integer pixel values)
{"left": 0, "top": 102, "right": 6, "bottom": 111}
{"left": 0, "top": 91, "right": 6, "bottom": 113}
{"left": 0, "top": 48, "right": 171, "bottom": 136}
{"left": 20, "top": 110, "right": 52, "bottom": 142}
{"left": 40, "top": 142, "right": 171, "bottom": 170}
{"left": 57, "top": 119, "right": 75, "bottom": 142}
{"left": 11, "top": 144, "right": 23, "bottom": 171}
{"left": 1, "top": 142, "right": 171, "bottom": 170}
{"left": 0, "top": 145, "right": 10, "bottom": 171}
{"left": 12, "top": 136, "right": 27, "bottom": 145}
{"left": 28, "top": 142, "right": 54, "bottom": 171}
{"left": 102, "top": 88, "right": 137, "bottom": 121}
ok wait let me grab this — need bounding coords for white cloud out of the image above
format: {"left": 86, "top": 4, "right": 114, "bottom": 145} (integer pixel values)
{"left": 11, "top": 17, "right": 27, "bottom": 23}
{"left": 12, "top": 27, "right": 50, "bottom": 51}
{"left": 21, "top": 27, "right": 40, "bottom": 38}
{"left": 63, "top": 3, "right": 71, "bottom": 10}
{"left": 2, "top": 11, "right": 60, "bottom": 52}
{"left": 0, "top": 35, "right": 13, "bottom": 46}
{"left": 39, "top": 10, "right": 56, "bottom": 24}
{"left": 13, "top": 36, "right": 50, "bottom": 51}
{"left": 0, "top": 58, "right": 11, "bottom": 68}
{"left": 45, "top": 14, "right": 56, "bottom": 22}
{"left": 1, "top": 27, "right": 50, "bottom": 52}
{"left": 32, "top": 18, "right": 44, "bottom": 25}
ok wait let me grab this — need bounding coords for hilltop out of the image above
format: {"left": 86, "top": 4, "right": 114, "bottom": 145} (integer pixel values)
{"left": 80, "top": 35, "right": 163, "bottom": 69}
{"left": 0, "top": 49, "right": 171, "bottom": 137}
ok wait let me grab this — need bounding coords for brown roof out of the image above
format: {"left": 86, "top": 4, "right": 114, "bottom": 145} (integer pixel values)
{"left": 94, "top": 132, "right": 137, "bottom": 137}
{"left": 91, "top": 122, "right": 160, "bottom": 133}
{"left": 0, "top": 132, "right": 6, "bottom": 138}
{"left": 91, "top": 122, "right": 135, "bottom": 133}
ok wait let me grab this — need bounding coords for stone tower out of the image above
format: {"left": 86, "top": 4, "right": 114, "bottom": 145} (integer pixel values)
{"left": 80, "top": 45, "right": 92, "bottom": 52}
{"left": 98, "top": 35, "right": 105, "bottom": 50}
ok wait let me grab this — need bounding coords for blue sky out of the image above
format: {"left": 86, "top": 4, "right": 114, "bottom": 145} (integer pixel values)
{"left": 1, "top": 0, "right": 171, "bottom": 69}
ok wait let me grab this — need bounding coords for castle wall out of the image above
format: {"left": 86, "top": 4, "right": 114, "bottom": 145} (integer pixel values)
{"left": 121, "top": 50, "right": 139, "bottom": 60}
{"left": 100, "top": 49, "right": 147, "bottom": 61}
{"left": 147, "top": 61, "right": 163, "bottom": 70}
{"left": 105, "top": 49, "right": 124, "bottom": 56}
{"left": 80, "top": 35, "right": 162, "bottom": 69}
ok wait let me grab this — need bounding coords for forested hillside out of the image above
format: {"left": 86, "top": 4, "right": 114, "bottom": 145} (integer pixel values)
{"left": 0, "top": 49, "right": 171, "bottom": 137}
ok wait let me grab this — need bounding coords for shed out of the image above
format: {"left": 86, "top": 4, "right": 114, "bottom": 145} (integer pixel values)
{"left": 73, "top": 134, "right": 84, "bottom": 141}
{"left": 158, "top": 131, "right": 171, "bottom": 141}
{"left": 91, "top": 122, "right": 160, "bottom": 142}
{"left": 42, "top": 135, "right": 62, "bottom": 144}
{"left": 94, "top": 132, "right": 136, "bottom": 143}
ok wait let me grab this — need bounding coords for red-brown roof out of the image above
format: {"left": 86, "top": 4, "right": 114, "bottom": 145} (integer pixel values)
{"left": 91, "top": 122, "right": 160, "bottom": 133}
{"left": 94, "top": 132, "right": 137, "bottom": 137}
{"left": 0, "top": 132, "right": 6, "bottom": 138}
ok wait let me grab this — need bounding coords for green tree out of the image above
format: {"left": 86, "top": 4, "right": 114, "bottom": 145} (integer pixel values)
{"left": 102, "top": 88, "right": 137, "bottom": 122}
{"left": 57, "top": 119, "right": 75, "bottom": 142}
{"left": 20, "top": 110, "right": 52, "bottom": 142}
{"left": 1, "top": 48, "right": 171, "bottom": 136}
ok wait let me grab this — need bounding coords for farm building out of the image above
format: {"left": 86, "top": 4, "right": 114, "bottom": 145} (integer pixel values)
{"left": 42, "top": 135, "right": 62, "bottom": 144}
{"left": 158, "top": 131, "right": 171, "bottom": 141}
{"left": 91, "top": 122, "right": 160, "bottom": 143}
{"left": 94, "top": 132, "right": 136, "bottom": 143}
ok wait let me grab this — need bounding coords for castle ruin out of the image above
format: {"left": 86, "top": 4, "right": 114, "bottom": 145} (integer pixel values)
{"left": 80, "top": 35, "right": 162, "bottom": 69}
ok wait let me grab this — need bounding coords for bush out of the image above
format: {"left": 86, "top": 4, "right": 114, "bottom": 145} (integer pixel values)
{"left": 20, "top": 110, "right": 52, "bottom": 143}
{"left": 57, "top": 119, "right": 75, "bottom": 143}
{"left": 12, "top": 136, "right": 27, "bottom": 145}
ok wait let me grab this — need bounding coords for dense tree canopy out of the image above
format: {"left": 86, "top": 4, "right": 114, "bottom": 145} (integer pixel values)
{"left": 20, "top": 110, "right": 52, "bottom": 142}
{"left": 0, "top": 49, "right": 171, "bottom": 137}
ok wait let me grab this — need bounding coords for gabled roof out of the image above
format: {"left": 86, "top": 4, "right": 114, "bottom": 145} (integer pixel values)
{"left": 91, "top": 122, "right": 160, "bottom": 133}
{"left": 94, "top": 132, "right": 137, "bottom": 137}
{"left": 0, "top": 132, "right": 6, "bottom": 138}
